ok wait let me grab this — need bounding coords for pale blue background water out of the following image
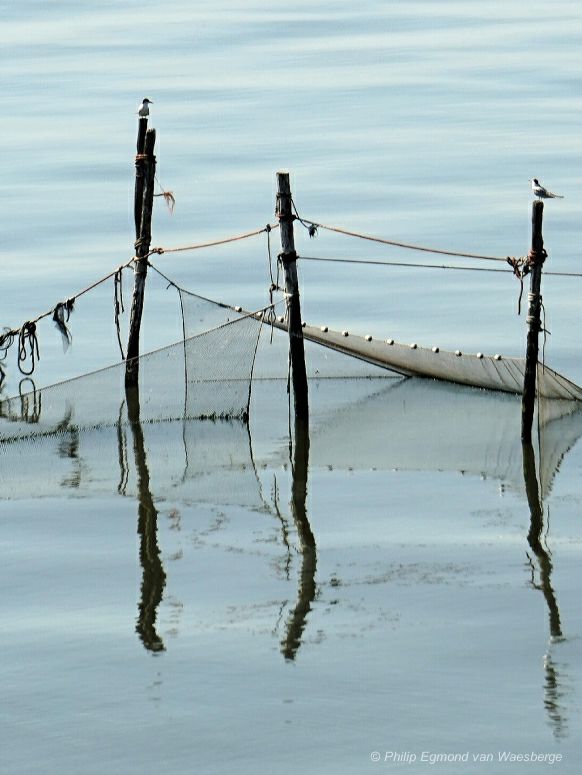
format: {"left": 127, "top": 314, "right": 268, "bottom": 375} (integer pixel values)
{"left": 2, "top": 1, "right": 582, "bottom": 773}
{"left": 3, "top": 0, "right": 582, "bottom": 391}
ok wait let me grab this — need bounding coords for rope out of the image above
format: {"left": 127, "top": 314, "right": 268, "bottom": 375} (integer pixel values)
{"left": 0, "top": 259, "right": 134, "bottom": 378}
{"left": 265, "top": 225, "right": 284, "bottom": 342}
{"left": 0, "top": 223, "right": 280, "bottom": 373}
{"left": 298, "top": 254, "right": 582, "bottom": 279}
{"left": 0, "top": 328, "right": 15, "bottom": 389}
{"left": 0, "top": 328, "right": 15, "bottom": 359}
{"left": 146, "top": 261, "right": 285, "bottom": 321}
{"left": 153, "top": 174, "right": 175, "bottom": 213}
{"left": 291, "top": 199, "right": 318, "bottom": 238}
{"left": 506, "top": 257, "right": 530, "bottom": 315}
{"left": 18, "top": 322, "right": 40, "bottom": 376}
{"left": 299, "top": 255, "right": 515, "bottom": 274}
{"left": 114, "top": 268, "right": 126, "bottom": 360}
{"left": 302, "top": 219, "right": 509, "bottom": 262}
{"left": 149, "top": 224, "right": 279, "bottom": 256}
{"left": 266, "top": 224, "right": 275, "bottom": 286}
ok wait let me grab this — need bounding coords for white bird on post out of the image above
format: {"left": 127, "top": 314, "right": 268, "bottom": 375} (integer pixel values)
{"left": 530, "top": 178, "right": 563, "bottom": 200}
{"left": 138, "top": 98, "right": 153, "bottom": 118}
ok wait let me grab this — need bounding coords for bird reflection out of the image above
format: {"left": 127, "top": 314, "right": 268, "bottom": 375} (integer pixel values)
{"left": 126, "top": 385, "right": 166, "bottom": 654}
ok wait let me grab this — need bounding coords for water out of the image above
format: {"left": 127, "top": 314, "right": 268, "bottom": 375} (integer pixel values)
{"left": 3, "top": 1, "right": 582, "bottom": 772}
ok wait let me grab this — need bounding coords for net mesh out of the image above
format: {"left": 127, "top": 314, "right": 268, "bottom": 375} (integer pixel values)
{"left": 2, "top": 273, "right": 580, "bottom": 453}
{"left": 0, "top": 295, "right": 264, "bottom": 443}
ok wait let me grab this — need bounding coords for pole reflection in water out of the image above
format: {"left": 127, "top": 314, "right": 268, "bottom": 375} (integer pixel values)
{"left": 281, "top": 416, "right": 317, "bottom": 661}
{"left": 126, "top": 385, "right": 167, "bottom": 654}
{"left": 522, "top": 441, "right": 567, "bottom": 739}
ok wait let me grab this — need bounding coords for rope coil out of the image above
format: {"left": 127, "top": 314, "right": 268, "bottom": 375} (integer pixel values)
{"left": 527, "top": 248, "right": 548, "bottom": 266}
{"left": 278, "top": 250, "right": 298, "bottom": 264}
{"left": 18, "top": 322, "right": 40, "bottom": 376}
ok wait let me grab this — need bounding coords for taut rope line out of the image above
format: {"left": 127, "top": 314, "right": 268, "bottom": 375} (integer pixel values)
{"left": 301, "top": 219, "right": 509, "bottom": 262}
{"left": 298, "top": 254, "right": 582, "bottom": 278}
{"left": 149, "top": 224, "right": 279, "bottom": 256}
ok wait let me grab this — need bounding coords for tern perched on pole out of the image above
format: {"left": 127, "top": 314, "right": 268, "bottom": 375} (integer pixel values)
{"left": 138, "top": 98, "right": 153, "bottom": 118}
{"left": 530, "top": 178, "right": 563, "bottom": 200}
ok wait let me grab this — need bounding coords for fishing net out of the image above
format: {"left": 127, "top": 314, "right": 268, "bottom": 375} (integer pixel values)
{"left": 179, "top": 286, "right": 391, "bottom": 381}
{"left": 0, "top": 297, "right": 263, "bottom": 444}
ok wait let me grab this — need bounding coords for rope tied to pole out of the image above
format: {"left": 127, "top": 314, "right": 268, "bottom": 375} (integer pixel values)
{"left": 266, "top": 224, "right": 276, "bottom": 286}
{"left": 149, "top": 224, "right": 278, "bottom": 257}
{"left": 134, "top": 236, "right": 149, "bottom": 256}
{"left": 527, "top": 247, "right": 547, "bottom": 267}
{"left": 506, "top": 256, "right": 530, "bottom": 315}
{"left": 278, "top": 250, "right": 298, "bottom": 264}
{"left": 290, "top": 198, "right": 318, "bottom": 238}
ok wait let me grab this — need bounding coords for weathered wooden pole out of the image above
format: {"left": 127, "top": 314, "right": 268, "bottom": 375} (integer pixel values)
{"left": 276, "top": 171, "right": 309, "bottom": 420}
{"left": 125, "top": 126, "right": 157, "bottom": 387}
{"left": 521, "top": 200, "right": 545, "bottom": 443}
{"left": 134, "top": 117, "right": 148, "bottom": 231}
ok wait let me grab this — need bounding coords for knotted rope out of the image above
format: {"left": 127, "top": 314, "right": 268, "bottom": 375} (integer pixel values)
{"left": 18, "top": 322, "right": 40, "bottom": 376}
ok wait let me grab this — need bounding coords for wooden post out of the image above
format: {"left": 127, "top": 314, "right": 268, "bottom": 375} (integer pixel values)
{"left": 276, "top": 171, "right": 309, "bottom": 420}
{"left": 134, "top": 117, "right": 148, "bottom": 232}
{"left": 125, "top": 127, "right": 156, "bottom": 387}
{"left": 521, "top": 200, "right": 545, "bottom": 443}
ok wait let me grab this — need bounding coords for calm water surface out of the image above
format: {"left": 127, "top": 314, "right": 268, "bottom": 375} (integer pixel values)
{"left": 2, "top": 1, "right": 582, "bottom": 772}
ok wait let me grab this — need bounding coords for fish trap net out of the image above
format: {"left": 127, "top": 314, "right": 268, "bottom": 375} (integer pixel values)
{"left": 0, "top": 298, "right": 264, "bottom": 444}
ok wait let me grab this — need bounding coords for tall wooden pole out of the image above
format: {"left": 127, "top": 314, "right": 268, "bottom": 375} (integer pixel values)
{"left": 134, "top": 118, "right": 148, "bottom": 226}
{"left": 276, "top": 171, "right": 309, "bottom": 420}
{"left": 125, "top": 126, "right": 156, "bottom": 387}
{"left": 521, "top": 200, "right": 545, "bottom": 443}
